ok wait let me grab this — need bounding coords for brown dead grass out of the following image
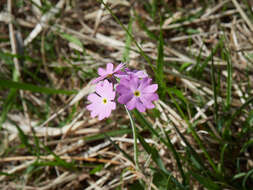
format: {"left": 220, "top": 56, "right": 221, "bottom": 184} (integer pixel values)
{"left": 0, "top": 0, "right": 253, "bottom": 189}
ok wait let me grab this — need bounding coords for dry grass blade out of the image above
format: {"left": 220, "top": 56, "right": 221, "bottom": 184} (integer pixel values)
{"left": 1, "top": 0, "right": 252, "bottom": 189}
{"left": 231, "top": 0, "right": 253, "bottom": 32}
{"left": 24, "top": 0, "right": 66, "bottom": 46}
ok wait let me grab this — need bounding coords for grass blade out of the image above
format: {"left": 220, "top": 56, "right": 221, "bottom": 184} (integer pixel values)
{"left": 42, "top": 143, "right": 76, "bottom": 170}
{"left": 211, "top": 49, "right": 219, "bottom": 125}
{"left": 224, "top": 96, "right": 253, "bottom": 137}
{"left": 191, "top": 172, "right": 221, "bottom": 190}
{"left": 132, "top": 110, "right": 188, "bottom": 189}
{"left": 0, "top": 88, "right": 17, "bottom": 129}
{"left": 164, "top": 130, "right": 186, "bottom": 185}
{"left": 122, "top": 16, "right": 133, "bottom": 63}
{"left": 83, "top": 128, "right": 132, "bottom": 142}
{"left": 137, "top": 133, "right": 167, "bottom": 174}
{"left": 135, "top": 14, "right": 158, "bottom": 41}
{"left": 0, "top": 78, "right": 77, "bottom": 95}
{"left": 225, "top": 48, "right": 232, "bottom": 109}
{"left": 98, "top": 0, "right": 155, "bottom": 71}
{"left": 156, "top": 27, "right": 166, "bottom": 98}
{"left": 242, "top": 169, "right": 253, "bottom": 190}
{"left": 104, "top": 133, "right": 134, "bottom": 164}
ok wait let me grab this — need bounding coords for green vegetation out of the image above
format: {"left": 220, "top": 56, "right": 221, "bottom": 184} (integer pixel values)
{"left": 0, "top": 0, "right": 252, "bottom": 189}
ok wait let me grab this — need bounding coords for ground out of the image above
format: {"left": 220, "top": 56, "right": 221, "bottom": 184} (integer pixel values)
{"left": 0, "top": 0, "right": 253, "bottom": 189}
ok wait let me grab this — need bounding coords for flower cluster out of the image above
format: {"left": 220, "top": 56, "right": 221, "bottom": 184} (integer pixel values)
{"left": 86, "top": 63, "right": 158, "bottom": 120}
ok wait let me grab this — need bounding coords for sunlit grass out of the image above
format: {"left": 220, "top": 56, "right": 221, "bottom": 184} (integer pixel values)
{"left": 0, "top": 0, "right": 252, "bottom": 189}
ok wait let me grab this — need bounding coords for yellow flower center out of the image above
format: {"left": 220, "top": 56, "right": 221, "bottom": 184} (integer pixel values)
{"left": 134, "top": 90, "right": 141, "bottom": 97}
{"left": 107, "top": 74, "right": 113, "bottom": 78}
{"left": 102, "top": 98, "right": 108, "bottom": 104}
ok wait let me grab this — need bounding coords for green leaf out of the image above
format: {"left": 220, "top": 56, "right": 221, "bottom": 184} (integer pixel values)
{"left": 60, "top": 33, "right": 84, "bottom": 50}
{"left": 233, "top": 172, "right": 246, "bottom": 180}
{"left": 83, "top": 128, "right": 132, "bottom": 142}
{"left": 153, "top": 171, "right": 169, "bottom": 190}
{"left": 99, "top": 0, "right": 154, "bottom": 71}
{"left": 240, "top": 139, "right": 253, "bottom": 154}
{"left": 90, "top": 164, "right": 104, "bottom": 175}
{"left": 136, "top": 14, "right": 158, "bottom": 41}
{"left": 104, "top": 134, "right": 134, "bottom": 164}
{"left": 242, "top": 169, "right": 253, "bottom": 190}
{"left": 196, "top": 40, "right": 220, "bottom": 78}
{"left": 30, "top": 160, "right": 73, "bottom": 168}
{"left": 0, "top": 172, "right": 16, "bottom": 177}
{"left": 225, "top": 48, "right": 232, "bottom": 109}
{"left": 122, "top": 16, "right": 133, "bottom": 62}
{"left": 129, "top": 180, "right": 145, "bottom": 190}
{"left": 224, "top": 96, "right": 253, "bottom": 136}
{"left": 138, "top": 134, "right": 167, "bottom": 174}
{"left": 42, "top": 143, "right": 75, "bottom": 170}
{"left": 150, "top": 0, "right": 157, "bottom": 20}
{"left": 14, "top": 123, "right": 34, "bottom": 154}
{"left": 218, "top": 143, "right": 228, "bottom": 174}
{"left": 0, "top": 48, "right": 20, "bottom": 129}
{"left": 164, "top": 130, "right": 186, "bottom": 185}
{"left": 156, "top": 28, "right": 166, "bottom": 98}
{"left": 180, "top": 62, "right": 193, "bottom": 71}
{"left": 133, "top": 110, "right": 186, "bottom": 190}
{"left": 168, "top": 87, "right": 188, "bottom": 105}
{"left": 191, "top": 172, "right": 220, "bottom": 190}
{"left": 211, "top": 50, "right": 219, "bottom": 126}
{"left": 0, "top": 78, "right": 77, "bottom": 95}
{"left": 0, "top": 88, "right": 17, "bottom": 129}
{"left": 186, "top": 28, "right": 200, "bottom": 34}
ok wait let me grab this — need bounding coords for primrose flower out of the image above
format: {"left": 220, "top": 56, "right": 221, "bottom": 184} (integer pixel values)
{"left": 115, "top": 68, "right": 148, "bottom": 79}
{"left": 91, "top": 63, "right": 125, "bottom": 84}
{"left": 116, "top": 76, "right": 158, "bottom": 112}
{"left": 86, "top": 80, "right": 116, "bottom": 120}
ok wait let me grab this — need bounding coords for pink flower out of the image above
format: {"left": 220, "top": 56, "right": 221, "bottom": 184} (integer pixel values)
{"left": 116, "top": 76, "right": 158, "bottom": 112}
{"left": 115, "top": 68, "right": 148, "bottom": 79}
{"left": 86, "top": 80, "right": 116, "bottom": 120}
{"left": 91, "top": 63, "right": 125, "bottom": 84}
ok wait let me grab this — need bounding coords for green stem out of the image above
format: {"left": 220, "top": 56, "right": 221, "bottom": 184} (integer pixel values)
{"left": 125, "top": 106, "right": 139, "bottom": 171}
{"left": 98, "top": 0, "right": 154, "bottom": 72}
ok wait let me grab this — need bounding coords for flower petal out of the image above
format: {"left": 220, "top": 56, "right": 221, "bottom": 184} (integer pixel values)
{"left": 138, "top": 77, "right": 151, "bottom": 91}
{"left": 103, "top": 106, "right": 111, "bottom": 118}
{"left": 103, "top": 102, "right": 116, "bottom": 118}
{"left": 106, "top": 90, "right": 116, "bottom": 100}
{"left": 129, "top": 76, "right": 139, "bottom": 92}
{"left": 136, "top": 100, "right": 146, "bottom": 112}
{"left": 108, "top": 101, "right": 116, "bottom": 110}
{"left": 87, "top": 93, "right": 100, "bottom": 103}
{"left": 98, "top": 111, "right": 106, "bottom": 120}
{"left": 118, "top": 78, "right": 131, "bottom": 86}
{"left": 126, "top": 97, "right": 138, "bottom": 110}
{"left": 116, "top": 84, "right": 130, "bottom": 95}
{"left": 90, "top": 110, "right": 98, "bottom": 118}
{"left": 142, "top": 84, "right": 158, "bottom": 93}
{"left": 86, "top": 102, "right": 101, "bottom": 113}
{"left": 142, "top": 93, "right": 159, "bottom": 101}
{"left": 95, "top": 81, "right": 105, "bottom": 96}
{"left": 114, "top": 71, "right": 125, "bottom": 77}
{"left": 118, "top": 93, "right": 133, "bottom": 104}
{"left": 106, "top": 63, "right": 114, "bottom": 73}
{"left": 91, "top": 76, "right": 106, "bottom": 84}
{"left": 139, "top": 96, "right": 155, "bottom": 109}
{"left": 98, "top": 68, "right": 106, "bottom": 76}
{"left": 135, "top": 70, "right": 148, "bottom": 78}
{"left": 114, "top": 63, "right": 125, "bottom": 72}
{"left": 102, "top": 80, "right": 115, "bottom": 100}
